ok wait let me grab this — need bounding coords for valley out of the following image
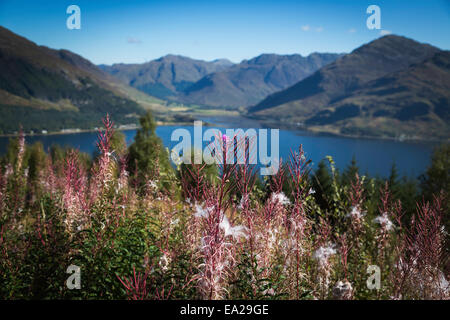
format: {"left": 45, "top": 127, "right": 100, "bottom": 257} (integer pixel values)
{"left": 0, "top": 26, "right": 448, "bottom": 141}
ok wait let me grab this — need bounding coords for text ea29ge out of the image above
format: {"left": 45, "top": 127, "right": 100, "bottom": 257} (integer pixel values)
{"left": 224, "top": 304, "right": 269, "bottom": 315}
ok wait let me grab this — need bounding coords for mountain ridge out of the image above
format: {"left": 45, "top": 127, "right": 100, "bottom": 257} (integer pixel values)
{"left": 180, "top": 52, "right": 344, "bottom": 108}
{"left": 250, "top": 35, "right": 440, "bottom": 114}
{"left": 99, "top": 54, "right": 234, "bottom": 100}
{"left": 101, "top": 52, "right": 343, "bottom": 108}
{"left": 0, "top": 26, "right": 162, "bottom": 134}
{"left": 248, "top": 35, "right": 450, "bottom": 140}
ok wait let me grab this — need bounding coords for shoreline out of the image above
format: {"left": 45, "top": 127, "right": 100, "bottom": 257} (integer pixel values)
{"left": 0, "top": 115, "right": 446, "bottom": 144}
{"left": 0, "top": 115, "right": 434, "bottom": 179}
{"left": 247, "top": 118, "right": 447, "bottom": 144}
{"left": 199, "top": 115, "right": 446, "bottom": 144}
{"left": 0, "top": 120, "right": 205, "bottom": 138}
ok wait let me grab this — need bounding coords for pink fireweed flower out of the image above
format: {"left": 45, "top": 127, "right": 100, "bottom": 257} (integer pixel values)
{"left": 4, "top": 164, "right": 13, "bottom": 179}
{"left": 90, "top": 114, "right": 115, "bottom": 202}
{"left": 313, "top": 243, "right": 336, "bottom": 296}
{"left": 194, "top": 204, "right": 214, "bottom": 218}
{"left": 237, "top": 194, "right": 249, "bottom": 211}
{"left": 270, "top": 192, "right": 291, "bottom": 206}
{"left": 15, "top": 129, "right": 25, "bottom": 173}
{"left": 147, "top": 180, "right": 158, "bottom": 190}
{"left": 117, "top": 267, "right": 149, "bottom": 300}
{"left": 332, "top": 280, "right": 353, "bottom": 300}
{"left": 219, "top": 215, "right": 249, "bottom": 240}
{"left": 313, "top": 243, "right": 336, "bottom": 269}
{"left": 373, "top": 212, "right": 394, "bottom": 231}
{"left": 436, "top": 271, "right": 450, "bottom": 296}
{"left": 63, "top": 151, "right": 88, "bottom": 232}
{"left": 116, "top": 155, "right": 129, "bottom": 193}
{"left": 158, "top": 253, "right": 171, "bottom": 272}
{"left": 195, "top": 204, "right": 248, "bottom": 240}
{"left": 346, "top": 205, "right": 365, "bottom": 220}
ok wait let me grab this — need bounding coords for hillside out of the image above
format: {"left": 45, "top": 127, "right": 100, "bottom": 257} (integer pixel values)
{"left": 99, "top": 55, "right": 234, "bottom": 100}
{"left": 249, "top": 35, "right": 449, "bottom": 140}
{"left": 102, "top": 53, "right": 342, "bottom": 108}
{"left": 0, "top": 26, "right": 163, "bottom": 134}
{"left": 302, "top": 51, "right": 450, "bottom": 139}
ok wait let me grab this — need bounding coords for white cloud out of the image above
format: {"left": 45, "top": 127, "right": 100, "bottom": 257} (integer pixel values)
{"left": 379, "top": 30, "right": 392, "bottom": 36}
{"left": 315, "top": 27, "right": 324, "bottom": 32}
{"left": 348, "top": 28, "right": 357, "bottom": 33}
{"left": 301, "top": 25, "right": 310, "bottom": 31}
{"left": 127, "top": 37, "right": 142, "bottom": 44}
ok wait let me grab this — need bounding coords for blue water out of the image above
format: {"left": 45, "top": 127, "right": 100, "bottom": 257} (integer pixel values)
{"left": 0, "top": 117, "right": 435, "bottom": 178}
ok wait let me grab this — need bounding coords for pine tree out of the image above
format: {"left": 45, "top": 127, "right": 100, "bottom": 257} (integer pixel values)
{"left": 420, "top": 144, "right": 450, "bottom": 199}
{"left": 388, "top": 162, "right": 400, "bottom": 199}
{"left": 397, "top": 176, "right": 418, "bottom": 222}
{"left": 27, "top": 142, "right": 46, "bottom": 186}
{"left": 178, "top": 148, "right": 219, "bottom": 201}
{"left": 420, "top": 143, "right": 450, "bottom": 231}
{"left": 341, "top": 155, "right": 359, "bottom": 186}
{"left": 312, "top": 159, "right": 333, "bottom": 210}
{"left": 127, "top": 111, "right": 172, "bottom": 188}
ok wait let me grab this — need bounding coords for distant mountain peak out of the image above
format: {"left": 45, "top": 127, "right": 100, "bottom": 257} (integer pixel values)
{"left": 249, "top": 35, "right": 448, "bottom": 140}
{"left": 179, "top": 52, "right": 343, "bottom": 108}
{"left": 210, "top": 58, "right": 234, "bottom": 67}
{"left": 352, "top": 34, "right": 438, "bottom": 55}
{"left": 101, "top": 51, "right": 342, "bottom": 107}
{"left": 100, "top": 54, "right": 235, "bottom": 99}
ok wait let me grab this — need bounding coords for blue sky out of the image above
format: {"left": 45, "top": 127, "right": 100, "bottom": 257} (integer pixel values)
{"left": 0, "top": 0, "right": 449, "bottom": 64}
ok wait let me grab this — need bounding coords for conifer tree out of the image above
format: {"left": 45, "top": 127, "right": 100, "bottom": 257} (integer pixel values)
{"left": 312, "top": 159, "right": 333, "bottom": 210}
{"left": 127, "top": 111, "right": 172, "bottom": 187}
{"left": 341, "top": 155, "right": 359, "bottom": 186}
{"left": 388, "top": 162, "right": 400, "bottom": 199}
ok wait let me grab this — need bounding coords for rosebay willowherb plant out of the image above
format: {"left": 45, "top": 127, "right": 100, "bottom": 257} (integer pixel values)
{"left": 0, "top": 114, "right": 448, "bottom": 300}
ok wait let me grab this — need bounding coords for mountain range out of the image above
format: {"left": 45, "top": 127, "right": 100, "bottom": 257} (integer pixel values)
{"left": 99, "top": 55, "right": 234, "bottom": 101}
{"left": 100, "top": 52, "right": 342, "bottom": 108}
{"left": 0, "top": 26, "right": 448, "bottom": 140}
{"left": 249, "top": 35, "right": 450, "bottom": 140}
